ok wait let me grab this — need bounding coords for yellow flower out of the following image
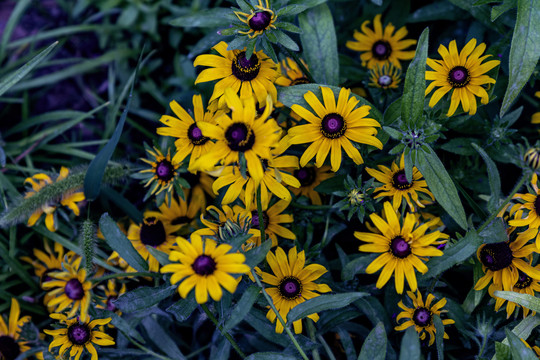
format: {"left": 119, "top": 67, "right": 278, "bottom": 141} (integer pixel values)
{"left": 355, "top": 202, "right": 448, "bottom": 294}
{"left": 96, "top": 279, "right": 127, "bottom": 314}
{"left": 138, "top": 146, "right": 180, "bottom": 197}
{"left": 193, "top": 204, "right": 246, "bottom": 238}
{"left": 44, "top": 313, "right": 114, "bottom": 360}
{"left": 155, "top": 189, "right": 204, "bottom": 235}
{"left": 234, "top": 0, "right": 277, "bottom": 38}
{"left": 366, "top": 153, "right": 434, "bottom": 211}
{"left": 157, "top": 95, "right": 221, "bottom": 170}
{"left": 288, "top": 165, "right": 333, "bottom": 205}
{"left": 346, "top": 14, "right": 416, "bottom": 70}
{"left": 369, "top": 64, "right": 401, "bottom": 89}
{"left": 161, "top": 234, "right": 250, "bottom": 304}
{"left": 394, "top": 290, "right": 454, "bottom": 346}
{"left": 275, "top": 57, "right": 310, "bottom": 87}
{"left": 287, "top": 86, "right": 383, "bottom": 172}
{"left": 42, "top": 257, "right": 92, "bottom": 321}
{"left": 256, "top": 247, "right": 331, "bottom": 334}
{"left": 425, "top": 38, "right": 500, "bottom": 116}
{"left": 532, "top": 91, "right": 540, "bottom": 124}
{"left": 21, "top": 240, "right": 77, "bottom": 287}
{"left": 0, "top": 298, "right": 32, "bottom": 360}
{"left": 193, "top": 41, "right": 280, "bottom": 110}
{"left": 509, "top": 173, "right": 540, "bottom": 248}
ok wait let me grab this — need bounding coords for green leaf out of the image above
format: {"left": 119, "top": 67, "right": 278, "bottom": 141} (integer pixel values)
{"left": 440, "top": 138, "right": 477, "bottom": 156}
{"left": 491, "top": 0, "right": 517, "bottom": 21}
{"left": 382, "top": 126, "right": 403, "bottom": 140}
{"left": 415, "top": 145, "right": 468, "bottom": 229}
{"left": 141, "top": 317, "right": 186, "bottom": 360}
{"left": 245, "top": 240, "right": 272, "bottom": 268}
{"left": 447, "top": 0, "right": 506, "bottom": 32}
{"left": 275, "top": 22, "right": 302, "bottom": 34}
{"left": 493, "top": 291, "right": 540, "bottom": 313}
{"left": 341, "top": 254, "right": 377, "bottom": 281}
{"left": 224, "top": 286, "right": 260, "bottom": 331}
{"left": 404, "top": 147, "right": 414, "bottom": 183}
{"left": 425, "top": 230, "right": 482, "bottom": 278}
{"left": 499, "top": 0, "right": 540, "bottom": 117}
{"left": 505, "top": 328, "right": 537, "bottom": 360}
{"left": 146, "top": 246, "right": 172, "bottom": 266}
{"left": 472, "top": 143, "right": 501, "bottom": 211}
{"left": 502, "top": 316, "right": 540, "bottom": 346}
{"left": 0, "top": 41, "right": 58, "bottom": 97}
{"left": 479, "top": 218, "right": 507, "bottom": 243}
{"left": 278, "top": 84, "right": 382, "bottom": 122}
{"left": 383, "top": 98, "right": 401, "bottom": 125}
{"left": 433, "top": 315, "right": 444, "bottom": 360}
{"left": 0, "top": 0, "right": 31, "bottom": 62}
{"left": 287, "top": 292, "right": 368, "bottom": 323}
{"left": 169, "top": 8, "right": 232, "bottom": 27}
{"left": 166, "top": 293, "right": 198, "bottom": 322}
{"left": 99, "top": 213, "right": 148, "bottom": 272}
{"left": 277, "top": 5, "right": 308, "bottom": 17}
{"left": 94, "top": 309, "right": 145, "bottom": 343}
{"left": 408, "top": 2, "right": 465, "bottom": 22}
{"left": 401, "top": 28, "right": 429, "bottom": 128}
{"left": 273, "top": 29, "right": 299, "bottom": 51}
{"left": 245, "top": 353, "right": 298, "bottom": 360}
{"left": 495, "top": 342, "right": 512, "bottom": 360}
{"left": 114, "top": 283, "right": 176, "bottom": 313}
{"left": 358, "top": 322, "right": 387, "bottom": 360}
{"left": 298, "top": 4, "right": 339, "bottom": 86}
{"left": 399, "top": 327, "right": 420, "bottom": 360}
{"left": 100, "top": 187, "right": 143, "bottom": 224}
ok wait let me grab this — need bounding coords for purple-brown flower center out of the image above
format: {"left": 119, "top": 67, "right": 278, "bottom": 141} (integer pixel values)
{"left": 188, "top": 123, "right": 208, "bottom": 145}
{"left": 412, "top": 307, "right": 432, "bottom": 327}
{"left": 232, "top": 51, "right": 261, "bottom": 81}
{"left": 225, "top": 123, "right": 255, "bottom": 152}
{"left": 390, "top": 236, "right": 411, "bottom": 258}
{"left": 248, "top": 11, "right": 272, "bottom": 31}
{"left": 392, "top": 170, "right": 412, "bottom": 190}
{"left": 67, "top": 323, "right": 91, "bottom": 345}
{"left": 448, "top": 66, "right": 470, "bottom": 88}
{"left": 378, "top": 74, "right": 393, "bottom": 87}
{"left": 106, "top": 296, "right": 117, "bottom": 311}
{"left": 534, "top": 195, "right": 540, "bottom": 216}
{"left": 320, "top": 113, "right": 346, "bottom": 139}
{"left": 479, "top": 242, "right": 513, "bottom": 271}
{"left": 140, "top": 217, "right": 167, "bottom": 247}
{"left": 278, "top": 276, "right": 302, "bottom": 299}
{"left": 155, "top": 160, "right": 175, "bottom": 182}
{"left": 290, "top": 77, "right": 310, "bottom": 86}
{"left": 294, "top": 167, "right": 316, "bottom": 187}
{"left": 192, "top": 255, "right": 216, "bottom": 276}
{"left": 250, "top": 210, "right": 270, "bottom": 230}
{"left": 372, "top": 40, "right": 391, "bottom": 60}
{"left": 65, "top": 278, "right": 84, "bottom": 300}
{"left": 514, "top": 271, "right": 533, "bottom": 289}
{"left": 0, "top": 335, "right": 21, "bottom": 360}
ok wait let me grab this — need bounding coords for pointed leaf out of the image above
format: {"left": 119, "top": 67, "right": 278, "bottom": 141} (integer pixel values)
{"left": 399, "top": 327, "right": 420, "bottom": 360}
{"left": 287, "top": 292, "right": 368, "bottom": 323}
{"left": 358, "top": 322, "right": 387, "bottom": 360}
{"left": 505, "top": 328, "right": 537, "bottom": 360}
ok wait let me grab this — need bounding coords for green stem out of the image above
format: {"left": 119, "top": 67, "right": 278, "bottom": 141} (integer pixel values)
{"left": 477, "top": 172, "right": 529, "bottom": 233}
{"left": 320, "top": 195, "right": 334, "bottom": 248}
{"left": 186, "top": 344, "right": 212, "bottom": 359}
{"left": 317, "top": 334, "right": 337, "bottom": 360}
{"left": 306, "top": 319, "right": 322, "bottom": 360}
{"left": 256, "top": 187, "right": 266, "bottom": 242}
{"left": 91, "top": 271, "right": 161, "bottom": 282}
{"left": 122, "top": 330, "right": 174, "bottom": 360}
{"left": 200, "top": 303, "right": 246, "bottom": 359}
{"left": 280, "top": 45, "right": 316, "bottom": 84}
{"left": 251, "top": 270, "right": 309, "bottom": 360}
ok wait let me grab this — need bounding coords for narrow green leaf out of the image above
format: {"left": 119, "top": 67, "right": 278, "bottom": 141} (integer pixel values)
{"left": 275, "top": 22, "right": 302, "bottom": 34}
{"left": 358, "top": 322, "right": 386, "bottom": 360}
{"left": 479, "top": 218, "right": 507, "bottom": 243}
{"left": 245, "top": 240, "right": 272, "bottom": 268}
{"left": 433, "top": 315, "right": 444, "bottom": 360}
{"left": 99, "top": 213, "right": 148, "bottom": 272}
{"left": 169, "top": 8, "right": 232, "bottom": 27}
{"left": 0, "top": 241, "right": 38, "bottom": 291}
{"left": 415, "top": 145, "right": 468, "bottom": 229}
{"left": 142, "top": 317, "right": 186, "bottom": 360}
{"left": 114, "top": 284, "right": 176, "bottom": 313}
{"left": 472, "top": 143, "right": 501, "bottom": 210}
{"left": 224, "top": 286, "right": 260, "bottom": 331}
{"left": 146, "top": 246, "right": 171, "bottom": 266}
{"left": 382, "top": 126, "right": 403, "bottom": 140}
{"left": 383, "top": 98, "right": 401, "bottom": 125}
{"left": 401, "top": 27, "right": 429, "bottom": 128}
{"left": 314, "top": 174, "right": 346, "bottom": 195}
{"left": 94, "top": 309, "right": 145, "bottom": 343}
{"left": 341, "top": 254, "right": 377, "bottom": 281}
{"left": 493, "top": 291, "right": 540, "bottom": 313}
{"left": 425, "top": 230, "right": 482, "bottom": 278}
{"left": 448, "top": 0, "right": 506, "bottom": 32}
{"left": 502, "top": 316, "right": 540, "bottom": 346}
{"left": 440, "top": 138, "right": 477, "bottom": 156}
{"left": 491, "top": 0, "right": 517, "bottom": 21}
{"left": 273, "top": 29, "right": 299, "bottom": 51}
{"left": 495, "top": 342, "right": 512, "bottom": 360}
{"left": 500, "top": 0, "right": 540, "bottom": 117}
{"left": 166, "top": 293, "right": 198, "bottom": 322}
{"left": 404, "top": 147, "right": 414, "bottom": 183}
{"left": 245, "top": 353, "right": 298, "bottom": 360}
{"left": 298, "top": 4, "right": 339, "bottom": 86}
{"left": 0, "top": 0, "right": 31, "bottom": 62}
{"left": 0, "top": 42, "right": 58, "bottom": 97}
{"left": 276, "top": 5, "right": 308, "bottom": 17}
{"left": 505, "top": 328, "right": 537, "bottom": 360}
{"left": 399, "top": 327, "right": 420, "bottom": 360}
{"left": 100, "top": 187, "right": 143, "bottom": 224}
{"left": 408, "top": 2, "right": 465, "bottom": 22}
{"left": 287, "top": 292, "right": 368, "bottom": 323}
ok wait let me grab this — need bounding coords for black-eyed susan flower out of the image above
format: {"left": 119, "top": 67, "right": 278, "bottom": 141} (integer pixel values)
{"left": 96, "top": 280, "right": 127, "bottom": 313}
{"left": 256, "top": 246, "right": 331, "bottom": 334}
{"left": 0, "top": 298, "right": 31, "bottom": 360}
{"left": 489, "top": 266, "right": 540, "bottom": 318}
{"left": 369, "top": 64, "right": 401, "bottom": 89}
{"left": 474, "top": 228, "right": 540, "bottom": 292}
{"left": 191, "top": 89, "right": 281, "bottom": 183}
{"left": 21, "top": 240, "right": 77, "bottom": 287}
{"left": 395, "top": 290, "right": 455, "bottom": 346}
{"left": 234, "top": 0, "right": 276, "bottom": 38}
{"left": 44, "top": 313, "right": 114, "bottom": 360}
{"left": 155, "top": 190, "right": 203, "bottom": 235}
{"left": 161, "top": 234, "right": 250, "bottom": 304}
{"left": 346, "top": 14, "right": 416, "bottom": 70}
{"left": 355, "top": 202, "right": 448, "bottom": 294}
{"left": 289, "top": 165, "right": 333, "bottom": 205}
{"left": 509, "top": 173, "right": 540, "bottom": 246}
{"left": 275, "top": 58, "right": 310, "bottom": 87}
{"left": 42, "top": 257, "right": 92, "bottom": 321}
{"left": 366, "top": 153, "right": 434, "bottom": 211}
{"left": 532, "top": 92, "right": 540, "bottom": 125}
{"left": 138, "top": 146, "right": 181, "bottom": 198}
{"left": 157, "top": 95, "right": 222, "bottom": 170}
{"left": 193, "top": 41, "right": 280, "bottom": 110}
{"left": 524, "top": 147, "right": 540, "bottom": 170}
{"left": 193, "top": 204, "right": 246, "bottom": 238}
{"left": 287, "top": 86, "right": 383, "bottom": 172}
{"left": 127, "top": 211, "right": 183, "bottom": 272}
{"left": 425, "top": 38, "right": 500, "bottom": 117}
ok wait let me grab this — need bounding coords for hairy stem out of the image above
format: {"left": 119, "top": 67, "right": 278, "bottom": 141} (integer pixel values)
{"left": 200, "top": 303, "right": 246, "bottom": 359}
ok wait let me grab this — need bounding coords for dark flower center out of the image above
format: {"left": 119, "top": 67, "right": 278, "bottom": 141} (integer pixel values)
{"left": 278, "top": 276, "right": 302, "bottom": 299}
{"left": 392, "top": 170, "right": 412, "bottom": 190}
{"left": 0, "top": 335, "right": 21, "bottom": 360}
{"left": 106, "top": 296, "right": 117, "bottom": 311}
{"left": 448, "top": 66, "right": 471, "bottom": 88}
{"left": 232, "top": 51, "right": 261, "bottom": 82}
{"left": 65, "top": 278, "right": 85, "bottom": 300}
{"left": 390, "top": 236, "right": 411, "bottom": 258}
{"left": 140, "top": 217, "right": 167, "bottom": 247}
{"left": 248, "top": 11, "right": 272, "bottom": 31}
{"left": 67, "top": 323, "right": 91, "bottom": 345}
{"left": 412, "top": 307, "right": 432, "bottom": 327}
{"left": 372, "top": 40, "right": 391, "bottom": 60}
{"left": 294, "top": 167, "right": 316, "bottom": 187}
{"left": 320, "top": 113, "right": 346, "bottom": 139}
{"left": 378, "top": 75, "right": 393, "bottom": 87}
{"left": 479, "top": 242, "right": 513, "bottom": 271}
{"left": 188, "top": 123, "right": 208, "bottom": 145}
{"left": 155, "top": 160, "right": 175, "bottom": 182}
{"left": 534, "top": 195, "right": 540, "bottom": 216}
{"left": 225, "top": 123, "right": 255, "bottom": 152}
{"left": 290, "top": 77, "right": 310, "bottom": 86}
{"left": 171, "top": 216, "right": 191, "bottom": 226}
{"left": 514, "top": 271, "right": 533, "bottom": 289}
{"left": 41, "top": 268, "right": 57, "bottom": 285}
{"left": 192, "top": 255, "right": 216, "bottom": 276}
{"left": 250, "top": 210, "right": 270, "bottom": 230}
